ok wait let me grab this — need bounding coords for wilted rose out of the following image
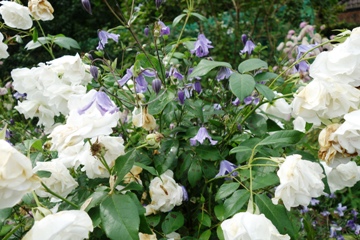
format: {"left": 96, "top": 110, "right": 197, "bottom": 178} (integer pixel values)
{"left": 28, "top": 0, "right": 54, "bottom": 21}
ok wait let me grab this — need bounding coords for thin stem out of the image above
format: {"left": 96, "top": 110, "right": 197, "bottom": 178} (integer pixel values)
{"left": 3, "top": 224, "right": 21, "bottom": 240}
{"left": 41, "top": 183, "right": 79, "bottom": 209}
{"left": 35, "top": 20, "right": 55, "bottom": 59}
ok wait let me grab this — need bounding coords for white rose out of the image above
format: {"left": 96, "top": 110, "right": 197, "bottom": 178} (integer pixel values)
{"left": 272, "top": 154, "right": 325, "bottom": 211}
{"left": 291, "top": 78, "right": 360, "bottom": 126}
{"left": 28, "top": 0, "right": 54, "bottom": 21}
{"left": 33, "top": 161, "right": 78, "bottom": 202}
{"left": 22, "top": 210, "right": 93, "bottom": 240}
{"left": 221, "top": 212, "right": 290, "bottom": 240}
{"left": 259, "top": 92, "right": 291, "bottom": 121}
{"left": 0, "top": 32, "right": 9, "bottom": 59}
{"left": 78, "top": 135, "right": 125, "bottom": 179}
{"left": 146, "top": 170, "right": 183, "bottom": 214}
{"left": 0, "top": 140, "right": 40, "bottom": 209}
{"left": 0, "top": 1, "right": 32, "bottom": 30}
{"left": 321, "top": 161, "right": 360, "bottom": 193}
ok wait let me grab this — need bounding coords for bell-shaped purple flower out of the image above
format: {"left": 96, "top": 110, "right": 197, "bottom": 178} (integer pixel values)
{"left": 190, "top": 127, "right": 217, "bottom": 146}
{"left": 169, "top": 66, "right": 183, "bottom": 80}
{"left": 78, "top": 91, "right": 118, "bottom": 115}
{"left": 152, "top": 78, "right": 162, "bottom": 94}
{"left": 295, "top": 44, "right": 316, "bottom": 73}
{"left": 216, "top": 67, "right": 232, "bottom": 81}
{"left": 155, "top": 0, "right": 162, "bottom": 8}
{"left": 240, "top": 39, "right": 256, "bottom": 55}
{"left": 232, "top": 97, "right": 240, "bottom": 106}
{"left": 191, "top": 34, "right": 213, "bottom": 57}
{"left": 193, "top": 81, "right": 201, "bottom": 94}
{"left": 144, "top": 26, "right": 149, "bottom": 37}
{"left": 90, "top": 66, "right": 98, "bottom": 80}
{"left": 215, "top": 160, "right": 238, "bottom": 178}
{"left": 178, "top": 89, "right": 185, "bottom": 104}
{"left": 118, "top": 66, "right": 156, "bottom": 93}
{"left": 81, "top": 0, "right": 92, "bottom": 15}
{"left": 155, "top": 21, "right": 170, "bottom": 37}
{"left": 97, "top": 30, "right": 120, "bottom": 50}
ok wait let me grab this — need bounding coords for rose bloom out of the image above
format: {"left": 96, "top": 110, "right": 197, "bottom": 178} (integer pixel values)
{"left": 22, "top": 210, "right": 93, "bottom": 240}
{"left": 33, "top": 161, "right": 78, "bottom": 202}
{"left": 291, "top": 78, "right": 360, "bottom": 126}
{"left": 145, "top": 170, "right": 183, "bottom": 215}
{"left": 0, "top": 140, "right": 40, "bottom": 209}
{"left": 28, "top": 0, "right": 54, "bottom": 21}
{"left": 221, "top": 212, "right": 290, "bottom": 240}
{"left": 78, "top": 135, "right": 125, "bottom": 179}
{"left": 0, "top": 32, "right": 9, "bottom": 59}
{"left": 259, "top": 92, "right": 291, "bottom": 122}
{"left": 321, "top": 161, "right": 360, "bottom": 193}
{"left": 0, "top": 1, "right": 33, "bottom": 30}
{"left": 272, "top": 154, "right": 325, "bottom": 211}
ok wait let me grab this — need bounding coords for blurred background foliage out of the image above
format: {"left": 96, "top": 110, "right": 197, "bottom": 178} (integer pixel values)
{"left": 0, "top": 0, "right": 354, "bottom": 81}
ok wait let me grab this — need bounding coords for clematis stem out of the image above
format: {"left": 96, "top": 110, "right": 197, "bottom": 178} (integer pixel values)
{"left": 41, "top": 183, "right": 79, "bottom": 209}
{"left": 35, "top": 20, "right": 55, "bottom": 59}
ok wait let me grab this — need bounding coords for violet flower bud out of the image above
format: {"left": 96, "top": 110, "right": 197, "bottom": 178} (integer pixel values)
{"left": 241, "top": 34, "right": 247, "bottom": 45}
{"left": 152, "top": 78, "right": 162, "bottom": 94}
{"left": 178, "top": 90, "right": 185, "bottom": 104}
{"left": 155, "top": 0, "right": 162, "bottom": 8}
{"left": 193, "top": 81, "right": 201, "bottom": 94}
{"left": 90, "top": 66, "right": 98, "bottom": 80}
{"left": 144, "top": 26, "right": 149, "bottom": 37}
{"left": 81, "top": 0, "right": 92, "bottom": 15}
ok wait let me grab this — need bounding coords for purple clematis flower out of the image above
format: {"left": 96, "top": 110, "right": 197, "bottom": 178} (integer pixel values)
{"left": 81, "top": 0, "right": 92, "bottom": 15}
{"left": 181, "top": 186, "right": 188, "bottom": 201}
{"left": 118, "top": 66, "right": 156, "bottom": 93}
{"left": 240, "top": 36, "right": 256, "bottom": 55}
{"left": 295, "top": 44, "right": 317, "bottom": 73}
{"left": 216, "top": 67, "right": 232, "bottom": 81}
{"left": 169, "top": 66, "right": 184, "bottom": 80}
{"left": 178, "top": 89, "right": 185, "bottom": 104}
{"left": 334, "top": 203, "right": 347, "bottom": 217}
{"left": 190, "top": 127, "right": 217, "bottom": 146}
{"left": 193, "top": 81, "right": 201, "bottom": 94}
{"left": 78, "top": 91, "right": 118, "bottom": 115}
{"left": 215, "top": 160, "right": 238, "bottom": 178}
{"left": 152, "top": 78, "right": 162, "bottom": 94}
{"left": 97, "top": 30, "right": 120, "bottom": 50}
{"left": 156, "top": 21, "right": 170, "bottom": 36}
{"left": 191, "top": 34, "right": 213, "bottom": 57}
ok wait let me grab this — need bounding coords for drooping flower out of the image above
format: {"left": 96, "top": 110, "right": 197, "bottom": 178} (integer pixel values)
{"left": 191, "top": 34, "right": 213, "bottom": 57}
{"left": 334, "top": 203, "right": 347, "bottom": 217}
{"left": 144, "top": 26, "right": 149, "bottom": 36}
{"left": 81, "top": 0, "right": 92, "bottom": 15}
{"left": 221, "top": 212, "right": 290, "bottom": 240}
{"left": 22, "top": 210, "right": 93, "bottom": 240}
{"left": 96, "top": 30, "right": 120, "bottom": 50}
{"left": 272, "top": 154, "right": 325, "bottom": 211}
{"left": 0, "top": 140, "right": 40, "bottom": 209}
{"left": 132, "top": 105, "right": 157, "bottom": 131}
{"left": 240, "top": 35, "right": 256, "bottom": 55}
{"left": 0, "top": 1, "right": 33, "bottom": 30}
{"left": 168, "top": 66, "right": 184, "bottom": 80}
{"left": 216, "top": 67, "right": 232, "bottom": 81}
{"left": 28, "top": 0, "right": 54, "bottom": 21}
{"left": 90, "top": 66, "right": 98, "bottom": 80}
{"left": 154, "top": 20, "right": 170, "bottom": 37}
{"left": 215, "top": 160, "right": 238, "bottom": 178}
{"left": 0, "top": 33, "right": 9, "bottom": 60}
{"left": 77, "top": 90, "right": 118, "bottom": 116}
{"left": 295, "top": 44, "right": 316, "bottom": 73}
{"left": 152, "top": 78, "right": 162, "bottom": 94}
{"left": 118, "top": 66, "right": 156, "bottom": 93}
{"left": 178, "top": 89, "right": 185, "bottom": 104}
{"left": 190, "top": 127, "right": 217, "bottom": 146}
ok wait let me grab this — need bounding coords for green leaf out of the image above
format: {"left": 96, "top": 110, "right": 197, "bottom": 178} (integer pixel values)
{"left": 83, "top": 187, "right": 108, "bottom": 212}
{"left": 148, "top": 89, "right": 175, "bottom": 115}
{"left": 229, "top": 73, "right": 256, "bottom": 102}
{"left": 0, "top": 208, "right": 12, "bottom": 230}
{"left": 32, "top": 28, "right": 38, "bottom": 42}
{"left": 252, "top": 173, "right": 279, "bottom": 190}
{"left": 25, "top": 37, "right": 51, "bottom": 50}
{"left": 254, "top": 72, "right": 278, "bottom": 82}
{"left": 188, "top": 160, "right": 202, "bottom": 187}
{"left": 215, "top": 182, "right": 240, "bottom": 201}
{"left": 255, "top": 84, "right": 275, "bottom": 101}
{"left": 195, "top": 145, "right": 221, "bottom": 161}
{"left": 172, "top": 13, "right": 186, "bottom": 27}
{"left": 197, "top": 213, "right": 211, "bottom": 227}
{"left": 246, "top": 113, "right": 267, "bottom": 137}
{"left": 199, "top": 230, "right": 211, "bottom": 240}
{"left": 238, "top": 58, "right": 268, "bottom": 73}
{"left": 256, "top": 194, "right": 300, "bottom": 239}
{"left": 161, "top": 212, "right": 184, "bottom": 234}
{"left": 36, "top": 170, "right": 51, "bottom": 178}
{"left": 114, "top": 149, "right": 136, "bottom": 185}
{"left": 53, "top": 36, "right": 80, "bottom": 49}
{"left": 223, "top": 190, "right": 250, "bottom": 218}
{"left": 229, "top": 146, "right": 252, "bottom": 155}
{"left": 135, "top": 53, "right": 164, "bottom": 79}
{"left": 146, "top": 215, "right": 161, "bottom": 227}
{"left": 154, "top": 139, "right": 179, "bottom": 174}
{"left": 257, "top": 130, "right": 305, "bottom": 146}
{"left": 100, "top": 194, "right": 140, "bottom": 240}
{"left": 189, "top": 59, "right": 232, "bottom": 78}
{"left": 190, "top": 12, "right": 207, "bottom": 21}
{"left": 214, "top": 205, "right": 225, "bottom": 221}
{"left": 217, "top": 225, "right": 225, "bottom": 240}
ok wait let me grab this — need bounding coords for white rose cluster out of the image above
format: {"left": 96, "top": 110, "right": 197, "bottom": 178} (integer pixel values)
{"left": 221, "top": 212, "right": 290, "bottom": 240}
{"left": 0, "top": 1, "right": 32, "bottom": 30}
{"left": 11, "top": 54, "right": 92, "bottom": 130}
{"left": 272, "top": 154, "right": 325, "bottom": 211}
{"left": 23, "top": 210, "right": 93, "bottom": 240}
{"left": 0, "top": 140, "right": 40, "bottom": 209}
{"left": 291, "top": 27, "right": 360, "bottom": 126}
{"left": 145, "top": 170, "right": 184, "bottom": 215}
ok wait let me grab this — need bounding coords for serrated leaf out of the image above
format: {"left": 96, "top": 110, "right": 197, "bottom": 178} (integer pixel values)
{"left": 229, "top": 73, "right": 256, "bottom": 102}
{"left": 215, "top": 182, "right": 240, "bottom": 201}
{"left": 100, "top": 194, "right": 140, "bottom": 240}
{"left": 189, "top": 59, "right": 232, "bottom": 78}
{"left": 255, "top": 83, "right": 275, "bottom": 101}
{"left": 173, "top": 13, "right": 186, "bottom": 27}
{"left": 238, "top": 58, "right": 268, "bottom": 73}
{"left": 256, "top": 194, "right": 300, "bottom": 239}
{"left": 161, "top": 212, "right": 184, "bottom": 234}
{"left": 257, "top": 130, "right": 304, "bottom": 146}
{"left": 223, "top": 190, "right": 250, "bottom": 218}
